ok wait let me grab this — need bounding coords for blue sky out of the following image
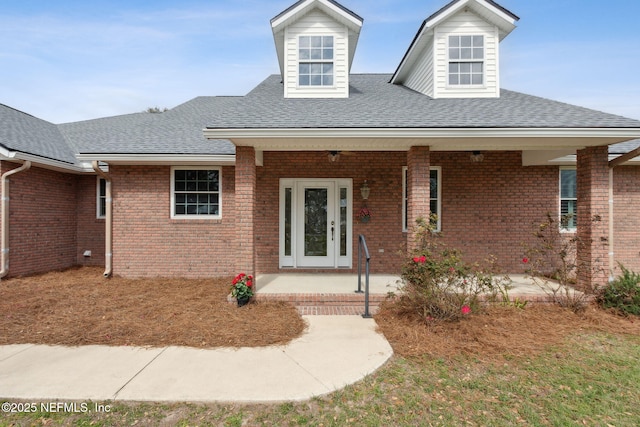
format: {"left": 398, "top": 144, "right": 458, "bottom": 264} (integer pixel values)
{"left": 1, "top": 0, "right": 639, "bottom": 123}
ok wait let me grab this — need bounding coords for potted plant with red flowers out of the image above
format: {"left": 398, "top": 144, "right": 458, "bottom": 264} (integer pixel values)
{"left": 357, "top": 206, "right": 371, "bottom": 223}
{"left": 231, "top": 273, "right": 254, "bottom": 307}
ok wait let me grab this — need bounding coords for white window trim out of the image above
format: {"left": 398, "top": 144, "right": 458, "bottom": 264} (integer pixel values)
{"left": 96, "top": 177, "right": 106, "bottom": 219}
{"left": 403, "top": 166, "right": 442, "bottom": 232}
{"left": 446, "top": 34, "right": 485, "bottom": 88}
{"left": 559, "top": 167, "right": 577, "bottom": 232}
{"left": 297, "top": 35, "right": 335, "bottom": 88}
{"left": 170, "top": 166, "right": 222, "bottom": 220}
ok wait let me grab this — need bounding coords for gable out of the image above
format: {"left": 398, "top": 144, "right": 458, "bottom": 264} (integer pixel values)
{"left": 391, "top": 0, "right": 518, "bottom": 99}
{"left": 271, "top": 0, "right": 362, "bottom": 99}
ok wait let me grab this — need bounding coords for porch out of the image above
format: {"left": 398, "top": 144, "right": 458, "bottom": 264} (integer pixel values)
{"left": 254, "top": 273, "right": 557, "bottom": 315}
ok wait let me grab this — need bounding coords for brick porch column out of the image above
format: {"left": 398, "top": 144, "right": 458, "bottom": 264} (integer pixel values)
{"left": 576, "top": 146, "right": 610, "bottom": 291}
{"left": 407, "top": 146, "right": 431, "bottom": 252}
{"left": 235, "top": 146, "right": 257, "bottom": 277}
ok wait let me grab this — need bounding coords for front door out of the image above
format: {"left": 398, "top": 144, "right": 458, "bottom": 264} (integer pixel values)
{"left": 280, "top": 179, "right": 352, "bottom": 268}
{"left": 298, "top": 182, "right": 334, "bottom": 267}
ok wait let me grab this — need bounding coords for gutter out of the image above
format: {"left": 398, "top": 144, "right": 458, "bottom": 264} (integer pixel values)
{"left": 92, "top": 161, "right": 113, "bottom": 278}
{"left": 0, "top": 161, "right": 32, "bottom": 279}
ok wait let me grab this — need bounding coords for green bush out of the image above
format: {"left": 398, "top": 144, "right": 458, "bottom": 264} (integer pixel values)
{"left": 596, "top": 265, "right": 640, "bottom": 316}
{"left": 391, "top": 216, "right": 510, "bottom": 324}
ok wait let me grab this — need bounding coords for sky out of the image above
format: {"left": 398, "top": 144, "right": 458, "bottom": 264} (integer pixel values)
{"left": 1, "top": 0, "right": 639, "bottom": 124}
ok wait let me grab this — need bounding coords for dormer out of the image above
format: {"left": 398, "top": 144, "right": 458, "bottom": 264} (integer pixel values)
{"left": 271, "top": 0, "right": 363, "bottom": 98}
{"left": 391, "top": 0, "right": 519, "bottom": 99}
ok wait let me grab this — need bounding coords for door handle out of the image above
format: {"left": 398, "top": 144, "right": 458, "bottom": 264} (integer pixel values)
{"left": 331, "top": 220, "right": 335, "bottom": 241}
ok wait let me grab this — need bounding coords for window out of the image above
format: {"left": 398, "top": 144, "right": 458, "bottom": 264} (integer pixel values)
{"left": 299, "top": 35, "right": 334, "bottom": 86}
{"left": 171, "top": 167, "right": 221, "bottom": 218}
{"left": 403, "top": 166, "right": 441, "bottom": 232}
{"left": 448, "top": 35, "right": 484, "bottom": 85}
{"left": 97, "top": 178, "right": 106, "bottom": 219}
{"left": 560, "top": 168, "right": 577, "bottom": 231}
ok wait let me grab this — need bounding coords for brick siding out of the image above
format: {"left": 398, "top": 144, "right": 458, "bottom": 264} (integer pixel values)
{"left": 0, "top": 162, "right": 79, "bottom": 276}
{"left": 4, "top": 150, "right": 640, "bottom": 280}
{"left": 613, "top": 166, "right": 640, "bottom": 273}
{"left": 110, "top": 165, "right": 237, "bottom": 278}
{"left": 255, "top": 151, "right": 560, "bottom": 275}
{"left": 76, "top": 175, "right": 106, "bottom": 266}
{"left": 576, "top": 147, "right": 610, "bottom": 289}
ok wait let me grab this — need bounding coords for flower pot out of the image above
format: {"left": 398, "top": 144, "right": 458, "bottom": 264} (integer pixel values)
{"left": 237, "top": 296, "right": 250, "bottom": 307}
{"left": 360, "top": 216, "right": 370, "bottom": 223}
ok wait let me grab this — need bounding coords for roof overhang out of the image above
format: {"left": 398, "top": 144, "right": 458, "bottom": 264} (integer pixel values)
{"left": 204, "top": 127, "right": 640, "bottom": 149}
{"left": 204, "top": 127, "right": 640, "bottom": 165}
{"left": 0, "top": 146, "right": 92, "bottom": 174}
{"left": 75, "top": 153, "right": 237, "bottom": 166}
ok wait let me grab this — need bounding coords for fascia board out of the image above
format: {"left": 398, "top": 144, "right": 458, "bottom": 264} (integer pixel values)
{"left": 426, "top": 0, "right": 516, "bottom": 29}
{"left": 204, "top": 128, "right": 640, "bottom": 140}
{"left": 75, "top": 153, "right": 236, "bottom": 166}
{"left": 271, "top": 0, "right": 362, "bottom": 33}
{"left": 1, "top": 151, "right": 91, "bottom": 174}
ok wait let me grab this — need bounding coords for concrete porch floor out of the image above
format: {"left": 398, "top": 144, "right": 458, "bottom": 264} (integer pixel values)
{"left": 255, "top": 273, "right": 561, "bottom": 315}
{"left": 256, "top": 273, "right": 552, "bottom": 297}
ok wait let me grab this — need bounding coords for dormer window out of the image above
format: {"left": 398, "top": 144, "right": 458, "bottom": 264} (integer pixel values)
{"left": 448, "top": 35, "right": 484, "bottom": 86}
{"left": 299, "top": 35, "right": 334, "bottom": 86}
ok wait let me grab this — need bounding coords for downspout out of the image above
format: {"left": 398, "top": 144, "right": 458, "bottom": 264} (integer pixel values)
{"left": 0, "top": 161, "right": 32, "bottom": 279}
{"left": 92, "top": 161, "right": 112, "bottom": 277}
{"left": 608, "top": 167, "right": 614, "bottom": 282}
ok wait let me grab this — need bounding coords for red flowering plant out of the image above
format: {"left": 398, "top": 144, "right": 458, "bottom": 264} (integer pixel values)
{"left": 357, "top": 206, "right": 371, "bottom": 221}
{"left": 388, "top": 215, "right": 510, "bottom": 324}
{"left": 231, "top": 273, "right": 254, "bottom": 302}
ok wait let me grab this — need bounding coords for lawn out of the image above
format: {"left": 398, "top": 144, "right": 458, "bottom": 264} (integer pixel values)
{"left": 1, "top": 268, "right": 639, "bottom": 426}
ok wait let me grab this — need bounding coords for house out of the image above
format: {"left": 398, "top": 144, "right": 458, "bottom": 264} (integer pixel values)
{"left": 2, "top": 0, "right": 640, "bottom": 290}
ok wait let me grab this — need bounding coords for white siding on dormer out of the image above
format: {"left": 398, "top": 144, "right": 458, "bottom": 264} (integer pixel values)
{"left": 284, "top": 9, "right": 349, "bottom": 98}
{"left": 402, "top": 40, "right": 435, "bottom": 97}
{"left": 433, "top": 9, "right": 499, "bottom": 98}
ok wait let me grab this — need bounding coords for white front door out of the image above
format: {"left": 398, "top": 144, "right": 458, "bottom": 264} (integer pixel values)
{"left": 280, "top": 179, "right": 352, "bottom": 268}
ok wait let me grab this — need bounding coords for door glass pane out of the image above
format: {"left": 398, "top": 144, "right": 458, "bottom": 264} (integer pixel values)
{"left": 304, "top": 188, "right": 328, "bottom": 257}
{"left": 284, "top": 188, "right": 292, "bottom": 256}
{"left": 340, "top": 187, "right": 347, "bottom": 257}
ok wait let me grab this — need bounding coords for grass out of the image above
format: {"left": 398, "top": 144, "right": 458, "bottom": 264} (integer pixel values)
{"left": 3, "top": 332, "right": 639, "bottom": 426}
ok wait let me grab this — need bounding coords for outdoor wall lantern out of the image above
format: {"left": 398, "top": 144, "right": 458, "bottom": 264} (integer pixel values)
{"left": 360, "top": 180, "right": 370, "bottom": 200}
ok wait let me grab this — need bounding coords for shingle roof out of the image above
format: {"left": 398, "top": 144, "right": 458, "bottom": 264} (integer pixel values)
{"left": 0, "top": 104, "right": 77, "bottom": 164}
{"left": 206, "top": 74, "right": 640, "bottom": 130}
{"left": 3, "top": 74, "right": 640, "bottom": 166}
{"left": 59, "top": 97, "right": 235, "bottom": 156}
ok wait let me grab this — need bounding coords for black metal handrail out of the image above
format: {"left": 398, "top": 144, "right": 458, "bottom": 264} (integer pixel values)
{"left": 355, "top": 234, "right": 372, "bottom": 318}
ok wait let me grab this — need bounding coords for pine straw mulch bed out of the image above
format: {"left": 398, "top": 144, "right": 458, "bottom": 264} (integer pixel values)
{"left": 0, "top": 267, "right": 306, "bottom": 348}
{"left": 375, "top": 299, "right": 640, "bottom": 362}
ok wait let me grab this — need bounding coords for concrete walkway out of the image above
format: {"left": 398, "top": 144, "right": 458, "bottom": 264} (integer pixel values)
{"left": 0, "top": 316, "right": 393, "bottom": 403}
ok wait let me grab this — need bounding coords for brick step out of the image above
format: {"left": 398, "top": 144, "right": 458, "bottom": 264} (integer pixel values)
{"left": 255, "top": 293, "right": 387, "bottom": 315}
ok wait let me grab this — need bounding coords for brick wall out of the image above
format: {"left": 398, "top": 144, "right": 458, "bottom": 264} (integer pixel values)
{"left": 76, "top": 175, "right": 106, "bottom": 266}
{"left": 576, "top": 147, "right": 610, "bottom": 289}
{"left": 110, "top": 165, "right": 237, "bottom": 278}
{"left": 434, "top": 151, "right": 558, "bottom": 273}
{"left": 235, "top": 147, "right": 257, "bottom": 277}
{"left": 255, "top": 151, "right": 559, "bottom": 275}
{"left": 0, "top": 162, "right": 78, "bottom": 276}
{"left": 256, "top": 151, "right": 408, "bottom": 274}
{"left": 613, "top": 166, "right": 640, "bottom": 273}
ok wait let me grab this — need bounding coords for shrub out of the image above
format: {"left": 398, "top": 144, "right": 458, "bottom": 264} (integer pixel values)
{"left": 596, "top": 265, "right": 640, "bottom": 316}
{"left": 522, "top": 213, "right": 594, "bottom": 313}
{"left": 391, "top": 216, "right": 510, "bottom": 324}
